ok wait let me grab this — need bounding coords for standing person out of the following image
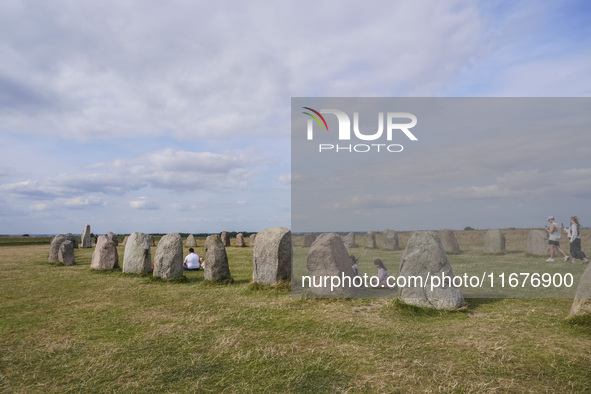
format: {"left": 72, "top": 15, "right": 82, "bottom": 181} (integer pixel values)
{"left": 563, "top": 216, "right": 590, "bottom": 264}
{"left": 545, "top": 216, "right": 569, "bottom": 262}
{"left": 183, "top": 248, "right": 202, "bottom": 271}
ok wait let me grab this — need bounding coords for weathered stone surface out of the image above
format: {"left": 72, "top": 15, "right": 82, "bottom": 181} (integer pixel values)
{"left": 253, "top": 227, "right": 292, "bottom": 285}
{"left": 65, "top": 233, "right": 79, "bottom": 249}
{"left": 121, "top": 235, "right": 129, "bottom": 246}
{"left": 186, "top": 234, "right": 197, "bottom": 247}
{"left": 484, "top": 229, "right": 506, "bottom": 254}
{"left": 303, "top": 233, "right": 316, "bottom": 247}
{"left": 527, "top": 230, "right": 550, "bottom": 256}
{"left": 570, "top": 263, "right": 591, "bottom": 317}
{"left": 343, "top": 232, "right": 357, "bottom": 248}
{"left": 220, "top": 231, "right": 230, "bottom": 247}
{"left": 58, "top": 240, "right": 75, "bottom": 266}
{"left": 399, "top": 231, "right": 464, "bottom": 310}
{"left": 153, "top": 233, "right": 183, "bottom": 279}
{"left": 123, "top": 232, "right": 152, "bottom": 274}
{"left": 382, "top": 229, "right": 399, "bottom": 250}
{"left": 249, "top": 234, "right": 256, "bottom": 247}
{"left": 365, "top": 231, "right": 377, "bottom": 249}
{"left": 90, "top": 235, "right": 119, "bottom": 270}
{"left": 205, "top": 235, "right": 217, "bottom": 252}
{"left": 81, "top": 225, "right": 91, "bottom": 248}
{"left": 107, "top": 231, "right": 119, "bottom": 246}
{"left": 49, "top": 234, "right": 66, "bottom": 263}
{"left": 235, "top": 233, "right": 245, "bottom": 247}
{"left": 149, "top": 235, "right": 156, "bottom": 246}
{"left": 438, "top": 229, "right": 460, "bottom": 253}
{"left": 306, "top": 233, "right": 356, "bottom": 297}
{"left": 204, "top": 236, "right": 231, "bottom": 280}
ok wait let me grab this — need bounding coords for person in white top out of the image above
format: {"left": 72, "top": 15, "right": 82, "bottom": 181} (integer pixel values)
{"left": 545, "top": 216, "right": 569, "bottom": 262}
{"left": 562, "top": 216, "right": 589, "bottom": 264}
{"left": 183, "top": 248, "right": 202, "bottom": 271}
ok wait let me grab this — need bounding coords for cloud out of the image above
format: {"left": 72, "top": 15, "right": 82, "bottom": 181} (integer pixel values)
{"left": 129, "top": 197, "right": 159, "bottom": 210}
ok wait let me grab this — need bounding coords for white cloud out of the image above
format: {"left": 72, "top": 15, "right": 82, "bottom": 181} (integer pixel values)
{"left": 129, "top": 197, "right": 159, "bottom": 210}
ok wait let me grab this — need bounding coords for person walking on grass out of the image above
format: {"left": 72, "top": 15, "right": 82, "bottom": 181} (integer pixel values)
{"left": 545, "top": 216, "right": 569, "bottom": 262}
{"left": 563, "top": 216, "right": 590, "bottom": 264}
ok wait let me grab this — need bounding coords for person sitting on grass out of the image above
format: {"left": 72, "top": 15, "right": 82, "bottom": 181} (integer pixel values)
{"left": 183, "top": 248, "right": 202, "bottom": 271}
{"left": 350, "top": 255, "right": 360, "bottom": 277}
{"left": 374, "top": 258, "right": 392, "bottom": 288}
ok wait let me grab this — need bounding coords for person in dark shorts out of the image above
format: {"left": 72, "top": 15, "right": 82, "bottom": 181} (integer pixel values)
{"left": 545, "top": 216, "right": 568, "bottom": 262}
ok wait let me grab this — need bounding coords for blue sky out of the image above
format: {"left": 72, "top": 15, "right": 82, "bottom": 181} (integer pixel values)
{"left": 0, "top": 0, "right": 590, "bottom": 235}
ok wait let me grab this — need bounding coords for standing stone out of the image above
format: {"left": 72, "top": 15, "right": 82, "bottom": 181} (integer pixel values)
{"left": 382, "top": 229, "right": 399, "bottom": 250}
{"left": 220, "top": 231, "right": 230, "bottom": 247}
{"left": 205, "top": 235, "right": 217, "bottom": 252}
{"left": 65, "top": 233, "right": 79, "bottom": 249}
{"left": 527, "top": 229, "right": 550, "bottom": 256}
{"left": 399, "top": 231, "right": 464, "bottom": 309}
{"left": 303, "top": 233, "right": 316, "bottom": 247}
{"left": 121, "top": 235, "right": 129, "bottom": 246}
{"left": 123, "top": 232, "right": 152, "bottom": 274}
{"left": 107, "top": 231, "right": 119, "bottom": 246}
{"left": 204, "top": 236, "right": 232, "bottom": 281}
{"left": 306, "top": 233, "right": 356, "bottom": 297}
{"left": 153, "top": 233, "right": 183, "bottom": 279}
{"left": 148, "top": 235, "right": 156, "bottom": 246}
{"left": 49, "top": 234, "right": 66, "bottom": 263}
{"left": 365, "top": 231, "right": 377, "bottom": 249}
{"left": 253, "top": 227, "right": 292, "bottom": 285}
{"left": 186, "top": 234, "right": 197, "bottom": 247}
{"left": 81, "top": 224, "right": 91, "bottom": 248}
{"left": 569, "top": 264, "right": 591, "bottom": 317}
{"left": 58, "top": 240, "right": 75, "bottom": 266}
{"left": 235, "top": 233, "right": 245, "bottom": 247}
{"left": 343, "top": 232, "right": 357, "bottom": 248}
{"left": 484, "top": 229, "right": 506, "bottom": 254}
{"left": 249, "top": 233, "right": 257, "bottom": 247}
{"left": 90, "top": 235, "right": 119, "bottom": 270}
{"left": 438, "top": 229, "right": 460, "bottom": 253}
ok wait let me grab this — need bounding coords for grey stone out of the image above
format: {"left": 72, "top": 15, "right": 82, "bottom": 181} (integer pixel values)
{"left": 365, "top": 231, "right": 376, "bottom": 249}
{"left": 91, "top": 235, "right": 119, "bottom": 270}
{"left": 343, "top": 232, "right": 357, "bottom": 248}
{"left": 149, "top": 235, "right": 156, "bottom": 246}
{"left": 527, "top": 229, "right": 550, "bottom": 256}
{"left": 81, "top": 224, "right": 91, "bottom": 248}
{"left": 58, "top": 240, "right": 75, "bottom": 266}
{"left": 249, "top": 233, "right": 256, "bottom": 247}
{"left": 569, "top": 263, "right": 591, "bottom": 317}
{"left": 65, "top": 233, "right": 79, "bottom": 249}
{"left": 235, "top": 233, "right": 245, "bottom": 247}
{"left": 438, "top": 229, "right": 460, "bottom": 253}
{"left": 49, "top": 234, "right": 66, "bottom": 263}
{"left": 107, "top": 231, "right": 118, "bottom": 246}
{"left": 303, "top": 233, "right": 316, "bottom": 247}
{"left": 399, "top": 231, "right": 464, "bottom": 310}
{"left": 253, "top": 227, "right": 292, "bottom": 285}
{"left": 205, "top": 234, "right": 217, "bottom": 252}
{"left": 204, "top": 236, "right": 231, "bottom": 281}
{"left": 382, "top": 229, "right": 399, "bottom": 250}
{"left": 153, "top": 233, "right": 183, "bottom": 279}
{"left": 220, "top": 231, "right": 230, "bottom": 247}
{"left": 484, "top": 229, "right": 506, "bottom": 254}
{"left": 121, "top": 235, "right": 129, "bottom": 246}
{"left": 306, "top": 233, "right": 356, "bottom": 297}
{"left": 186, "top": 234, "right": 197, "bottom": 247}
{"left": 123, "top": 232, "right": 152, "bottom": 274}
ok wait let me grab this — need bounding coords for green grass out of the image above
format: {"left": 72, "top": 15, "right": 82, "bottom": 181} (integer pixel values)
{"left": 1, "top": 234, "right": 591, "bottom": 392}
{"left": 0, "top": 236, "right": 53, "bottom": 247}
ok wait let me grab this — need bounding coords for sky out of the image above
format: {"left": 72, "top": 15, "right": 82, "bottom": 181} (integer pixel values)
{"left": 0, "top": 0, "right": 590, "bottom": 235}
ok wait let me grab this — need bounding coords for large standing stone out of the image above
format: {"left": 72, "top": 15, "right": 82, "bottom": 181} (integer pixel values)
{"left": 58, "top": 240, "right": 75, "bottom": 266}
{"left": 121, "top": 235, "right": 129, "bottom": 246}
{"left": 527, "top": 229, "right": 550, "bottom": 256}
{"left": 205, "top": 234, "right": 217, "bottom": 252}
{"left": 149, "top": 235, "right": 156, "bottom": 246}
{"left": 49, "top": 234, "right": 66, "bottom": 263}
{"left": 253, "top": 227, "right": 292, "bottom": 285}
{"left": 438, "top": 229, "right": 460, "bottom": 253}
{"left": 186, "top": 234, "right": 197, "bottom": 247}
{"left": 484, "top": 229, "right": 506, "bottom": 254}
{"left": 399, "top": 231, "right": 465, "bottom": 309}
{"left": 249, "top": 234, "right": 257, "bottom": 247}
{"left": 343, "top": 232, "right": 357, "bottom": 248}
{"left": 303, "top": 233, "right": 316, "bottom": 247}
{"left": 235, "top": 233, "right": 245, "bottom": 247}
{"left": 65, "top": 233, "right": 79, "bottom": 249}
{"left": 107, "top": 231, "right": 119, "bottom": 246}
{"left": 91, "top": 235, "right": 119, "bottom": 270}
{"left": 569, "top": 264, "right": 591, "bottom": 317}
{"left": 204, "top": 236, "right": 232, "bottom": 281}
{"left": 153, "top": 233, "right": 183, "bottom": 279}
{"left": 81, "top": 224, "right": 91, "bottom": 248}
{"left": 382, "top": 229, "right": 399, "bottom": 250}
{"left": 306, "top": 233, "right": 356, "bottom": 297}
{"left": 220, "top": 231, "right": 230, "bottom": 247}
{"left": 123, "top": 232, "right": 152, "bottom": 274}
{"left": 365, "top": 231, "right": 377, "bottom": 249}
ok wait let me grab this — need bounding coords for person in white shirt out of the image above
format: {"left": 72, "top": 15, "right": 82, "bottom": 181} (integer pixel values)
{"left": 563, "top": 216, "right": 589, "bottom": 264}
{"left": 183, "top": 248, "right": 202, "bottom": 271}
{"left": 545, "top": 216, "right": 569, "bottom": 262}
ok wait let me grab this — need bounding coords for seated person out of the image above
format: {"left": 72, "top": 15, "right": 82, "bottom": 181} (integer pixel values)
{"left": 350, "top": 255, "right": 361, "bottom": 277}
{"left": 374, "top": 258, "right": 393, "bottom": 288}
{"left": 183, "top": 248, "right": 202, "bottom": 271}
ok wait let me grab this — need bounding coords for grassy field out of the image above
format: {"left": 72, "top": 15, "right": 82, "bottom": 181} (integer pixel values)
{"left": 1, "top": 231, "right": 590, "bottom": 392}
